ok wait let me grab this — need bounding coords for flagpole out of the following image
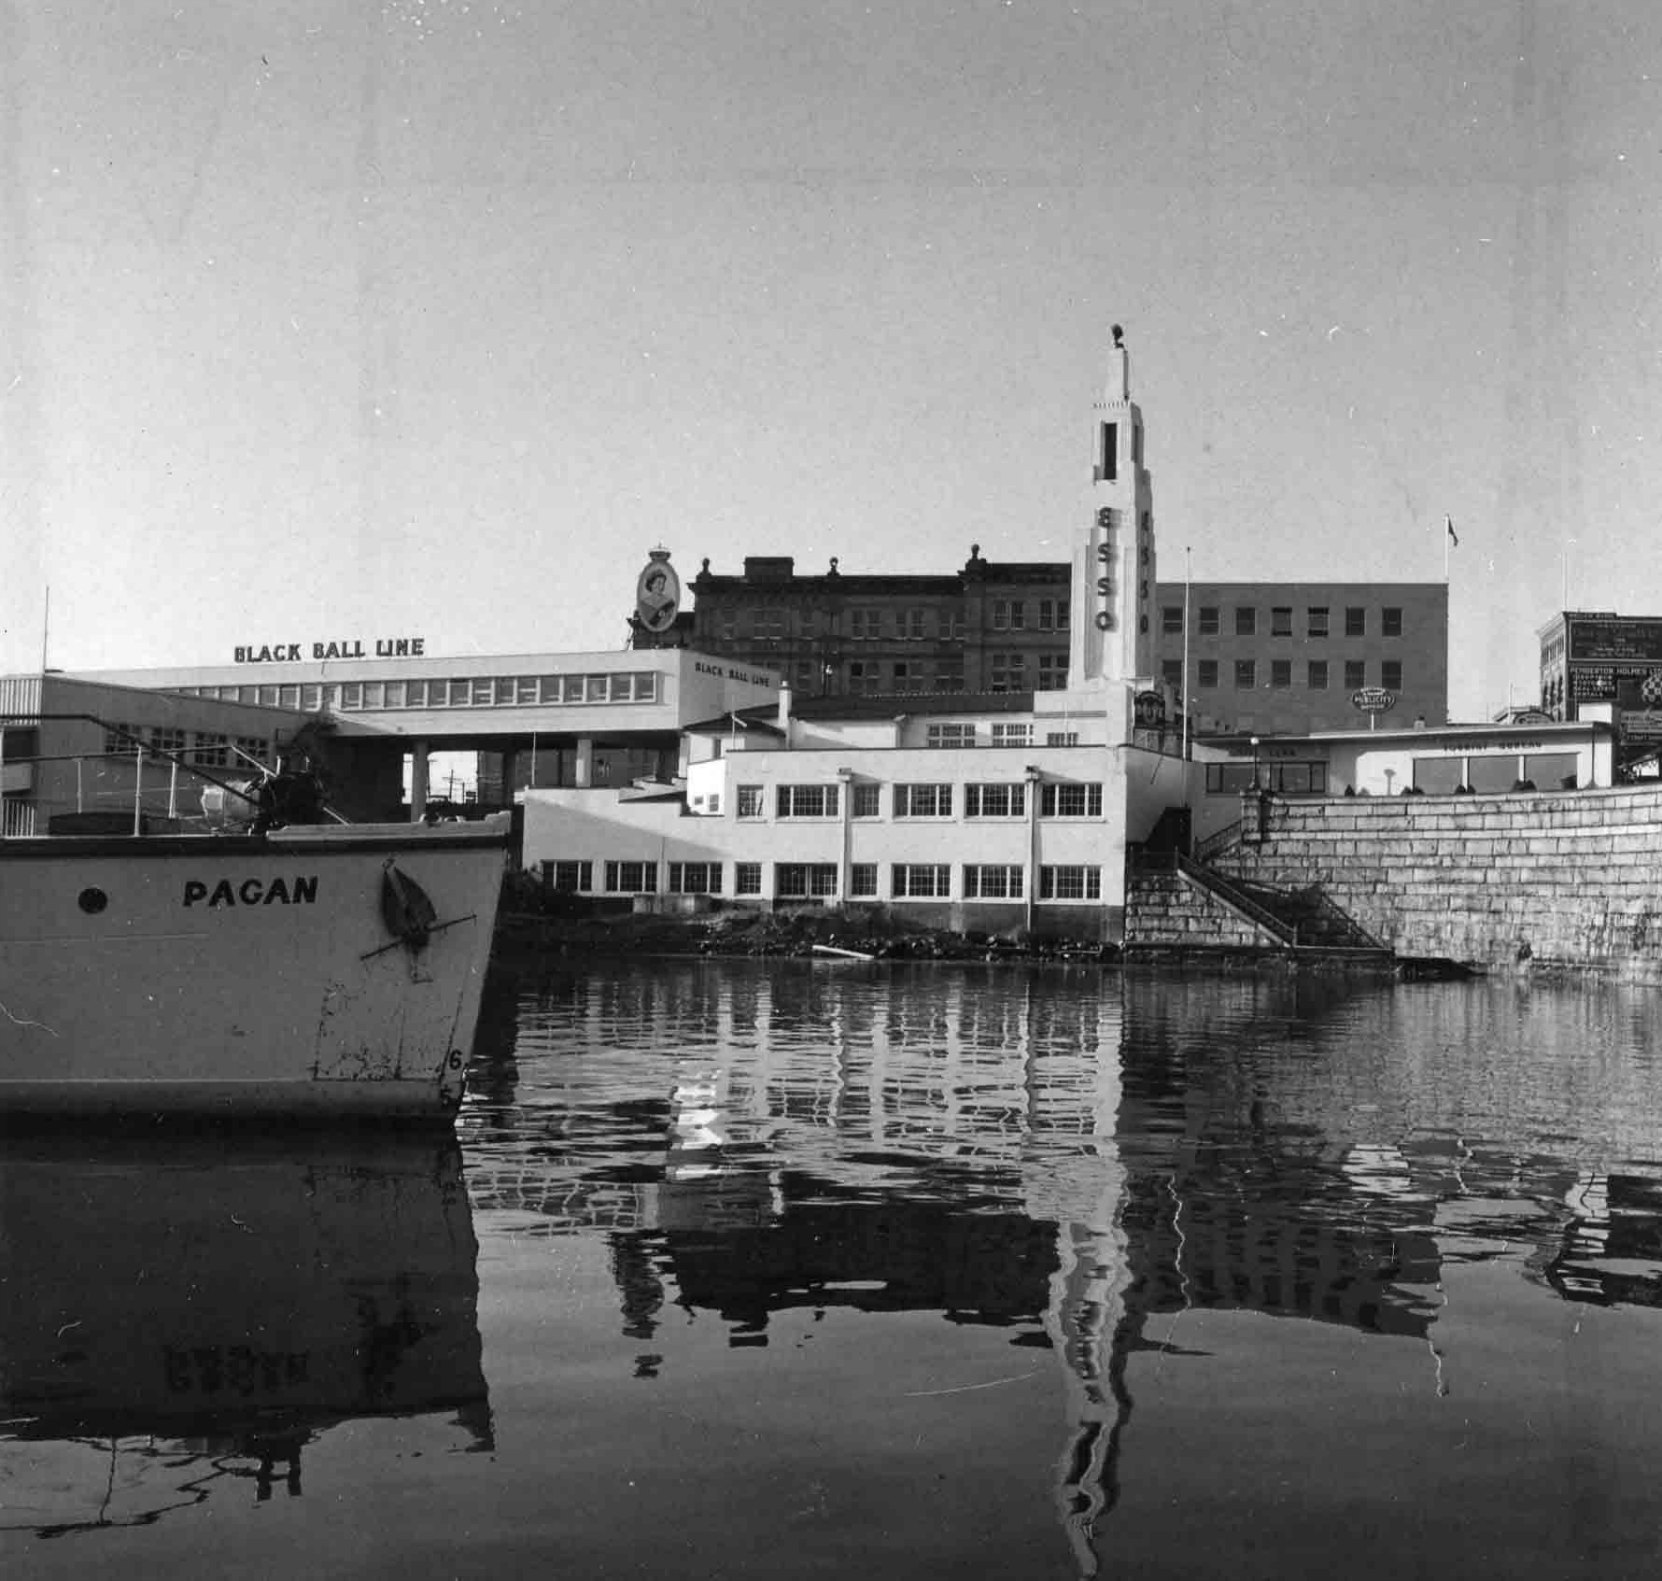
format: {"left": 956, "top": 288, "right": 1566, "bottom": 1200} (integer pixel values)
{"left": 1181, "top": 547, "right": 1192, "bottom": 772}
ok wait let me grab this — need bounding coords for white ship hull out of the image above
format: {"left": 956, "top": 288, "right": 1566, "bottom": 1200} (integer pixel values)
{"left": 0, "top": 814, "right": 509, "bottom": 1118}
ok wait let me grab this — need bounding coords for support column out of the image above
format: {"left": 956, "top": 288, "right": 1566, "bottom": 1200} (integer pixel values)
{"left": 575, "top": 736, "right": 594, "bottom": 789}
{"left": 410, "top": 741, "right": 430, "bottom": 822}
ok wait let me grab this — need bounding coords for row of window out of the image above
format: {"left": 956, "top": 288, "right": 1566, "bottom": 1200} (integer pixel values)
{"left": 834, "top": 655, "right": 1069, "bottom": 695}
{"left": 1165, "top": 658, "right": 1407, "bottom": 692}
{"left": 718, "top": 602, "right": 1071, "bottom": 642}
{"left": 1162, "top": 605, "right": 1408, "bottom": 639}
{"left": 176, "top": 671, "right": 660, "bottom": 713}
{"left": 544, "top": 859, "right": 1103, "bottom": 901}
{"left": 101, "top": 723, "right": 272, "bottom": 768}
{"left": 736, "top": 781, "right": 1106, "bottom": 820}
{"left": 1202, "top": 751, "right": 1579, "bottom": 797}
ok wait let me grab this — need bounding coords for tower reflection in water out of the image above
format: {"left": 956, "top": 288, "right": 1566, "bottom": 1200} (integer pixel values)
{"left": 0, "top": 1131, "right": 490, "bottom": 1539}
{"left": 467, "top": 962, "right": 1662, "bottom": 1579}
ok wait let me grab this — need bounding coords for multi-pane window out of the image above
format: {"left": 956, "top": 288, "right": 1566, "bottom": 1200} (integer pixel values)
{"left": 1345, "top": 659, "right": 1367, "bottom": 690}
{"left": 1046, "top": 731, "right": 1079, "bottom": 746}
{"left": 1161, "top": 659, "right": 1182, "bottom": 691}
{"left": 989, "top": 654, "right": 1027, "bottom": 692}
{"left": 1271, "top": 659, "right": 1292, "bottom": 688}
{"left": 1271, "top": 607, "right": 1293, "bottom": 637}
{"left": 1198, "top": 606, "right": 1220, "bottom": 636}
{"left": 604, "top": 860, "right": 656, "bottom": 893}
{"left": 992, "top": 600, "right": 1026, "bottom": 631}
{"left": 668, "top": 862, "right": 723, "bottom": 894}
{"left": 1308, "top": 660, "right": 1329, "bottom": 690}
{"left": 1040, "top": 782, "right": 1103, "bottom": 818}
{"left": 850, "top": 609, "right": 881, "bottom": 641}
{"left": 1346, "top": 607, "right": 1366, "bottom": 637}
{"left": 892, "top": 661, "right": 918, "bottom": 689}
{"left": 991, "top": 722, "right": 1032, "bottom": 748}
{"left": 1037, "top": 655, "right": 1069, "bottom": 691}
{"left": 1162, "top": 605, "right": 1184, "bottom": 635}
{"left": 1037, "top": 599, "right": 1070, "bottom": 632}
{"left": 851, "top": 782, "right": 881, "bottom": 817}
{"left": 935, "top": 666, "right": 965, "bottom": 692}
{"left": 1235, "top": 607, "right": 1257, "bottom": 636}
{"left": 545, "top": 860, "right": 593, "bottom": 892}
{"left": 895, "top": 783, "right": 952, "bottom": 817}
{"left": 848, "top": 661, "right": 881, "bottom": 695}
{"left": 190, "top": 732, "right": 228, "bottom": 766}
{"left": 1198, "top": 659, "right": 1219, "bottom": 688}
{"left": 1308, "top": 607, "right": 1329, "bottom": 637}
{"left": 1382, "top": 607, "right": 1403, "bottom": 638}
{"left": 850, "top": 863, "right": 878, "bottom": 898}
{"left": 1039, "top": 866, "right": 1102, "bottom": 901}
{"left": 234, "top": 737, "right": 268, "bottom": 767}
{"left": 776, "top": 863, "right": 838, "bottom": 898}
{"left": 736, "top": 785, "right": 764, "bottom": 818}
{"left": 965, "top": 783, "right": 1026, "bottom": 817}
{"left": 892, "top": 863, "right": 951, "bottom": 898}
{"left": 904, "top": 608, "right": 928, "bottom": 641}
{"left": 735, "top": 862, "right": 762, "bottom": 896}
{"left": 1234, "top": 659, "right": 1256, "bottom": 689}
{"left": 964, "top": 865, "right": 1023, "bottom": 899}
{"left": 146, "top": 726, "right": 187, "bottom": 756}
{"left": 1381, "top": 660, "right": 1403, "bottom": 690}
{"left": 926, "top": 723, "right": 977, "bottom": 747}
{"left": 755, "top": 608, "right": 785, "bottom": 638}
{"left": 776, "top": 784, "right": 839, "bottom": 818}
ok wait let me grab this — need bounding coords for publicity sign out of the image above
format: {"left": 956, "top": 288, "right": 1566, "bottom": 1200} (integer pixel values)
{"left": 635, "top": 550, "right": 681, "bottom": 634}
{"left": 1133, "top": 689, "right": 1166, "bottom": 729}
{"left": 1351, "top": 687, "right": 1398, "bottom": 714}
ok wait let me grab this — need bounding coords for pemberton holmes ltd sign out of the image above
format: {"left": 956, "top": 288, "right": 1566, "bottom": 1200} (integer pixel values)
{"left": 234, "top": 636, "right": 427, "bottom": 664}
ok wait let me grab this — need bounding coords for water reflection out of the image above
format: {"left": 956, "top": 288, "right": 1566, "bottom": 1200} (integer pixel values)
{"left": 0, "top": 1132, "right": 488, "bottom": 1539}
{"left": 461, "top": 962, "right": 1662, "bottom": 1578}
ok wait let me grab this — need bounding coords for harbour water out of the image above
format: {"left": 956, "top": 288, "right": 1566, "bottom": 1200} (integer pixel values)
{"left": 6, "top": 959, "right": 1662, "bottom": 1578}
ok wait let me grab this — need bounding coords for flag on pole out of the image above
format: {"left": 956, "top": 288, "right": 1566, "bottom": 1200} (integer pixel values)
{"left": 1445, "top": 515, "right": 1459, "bottom": 547}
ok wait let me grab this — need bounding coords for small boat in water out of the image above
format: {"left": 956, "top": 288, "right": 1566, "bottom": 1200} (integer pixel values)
{"left": 0, "top": 759, "right": 510, "bottom": 1119}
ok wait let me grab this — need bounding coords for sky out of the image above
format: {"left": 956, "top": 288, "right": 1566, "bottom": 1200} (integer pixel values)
{"left": 3, "top": 0, "right": 1661, "bottom": 720}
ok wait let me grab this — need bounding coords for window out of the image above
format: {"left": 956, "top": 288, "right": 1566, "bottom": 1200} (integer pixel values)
{"left": 1205, "top": 763, "right": 1258, "bottom": 795}
{"left": 147, "top": 726, "right": 187, "bottom": 755}
{"left": 190, "top": 732, "right": 228, "bottom": 767}
{"left": 1308, "top": 606, "right": 1329, "bottom": 637}
{"left": 279, "top": 683, "right": 301, "bottom": 709}
{"left": 1161, "top": 659, "right": 1182, "bottom": 690}
{"left": 990, "top": 722, "right": 1032, "bottom": 748}
{"left": 1271, "top": 659, "right": 1292, "bottom": 688}
{"left": 776, "top": 784, "right": 839, "bottom": 818}
{"left": 1037, "top": 655, "right": 1069, "bottom": 691}
{"left": 706, "top": 795, "right": 721, "bottom": 815}
{"left": 1271, "top": 607, "right": 1293, "bottom": 637}
{"left": 1162, "top": 605, "right": 1184, "bottom": 635}
{"left": 1041, "top": 782, "right": 1103, "bottom": 818}
{"left": 847, "top": 661, "right": 881, "bottom": 695}
{"left": 634, "top": 673, "right": 658, "bottom": 702}
{"left": 339, "top": 683, "right": 363, "bottom": 710}
{"left": 604, "top": 860, "right": 656, "bottom": 893}
{"left": 964, "top": 865, "right": 1023, "bottom": 899}
{"left": 992, "top": 599, "right": 1026, "bottom": 631}
{"left": 1046, "top": 731, "right": 1079, "bottom": 747}
{"left": 850, "top": 609, "right": 881, "bottom": 641}
{"left": 852, "top": 782, "right": 881, "bottom": 817}
{"left": 850, "top": 863, "right": 878, "bottom": 898}
{"left": 668, "top": 862, "right": 722, "bottom": 894}
{"left": 1345, "top": 659, "right": 1367, "bottom": 690}
{"left": 1039, "top": 866, "right": 1101, "bottom": 901}
{"left": 1038, "top": 599, "right": 1070, "bottom": 632}
{"left": 1381, "top": 660, "right": 1403, "bottom": 690}
{"left": 926, "top": 722, "right": 977, "bottom": 748}
{"left": 235, "top": 736, "right": 268, "bottom": 767}
{"left": 891, "top": 661, "right": 917, "bottom": 690}
{"left": 1235, "top": 607, "right": 1257, "bottom": 636}
{"left": 965, "top": 783, "right": 1026, "bottom": 817}
{"left": 989, "top": 654, "right": 1027, "bottom": 692}
{"left": 735, "top": 862, "right": 762, "bottom": 896}
{"left": 1382, "top": 607, "right": 1403, "bottom": 638}
{"left": 102, "top": 721, "right": 132, "bottom": 755}
{"left": 892, "top": 863, "right": 951, "bottom": 898}
{"left": 736, "top": 785, "right": 764, "bottom": 818}
{"left": 1234, "top": 659, "right": 1256, "bottom": 690}
{"left": 755, "top": 608, "right": 785, "bottom": 639}
{"left": 935, "top": 666, "right": 965, "bottom": 692}
{"left": 1264, "top": 761, "right": 1328, "bottom": 794}
{"left": 776, "top": 863, "right": 838, "bottom": 898}
{"left": 545, "top": 860, "right": 593, "bottom": 892}
{"left": 895, "top": 783, "right": 952, "bottom": 817}
{"left": 1346, "top": 607, "right": 1366, "bottom": 637}
{"left": 1198, "top": 659, "right": 1219, "bottom": 689}
{"left": 1198, "top": 606, "right": 1219, "bottom": 636}
{"left": 1308, "top": 660, "right": 1329, "bottom": 689}
{"left": 1100, "top": 422, "right": 1118, "bottom": 480}
{"left": 904, "top": 608, "right": 927, "bottom": 641}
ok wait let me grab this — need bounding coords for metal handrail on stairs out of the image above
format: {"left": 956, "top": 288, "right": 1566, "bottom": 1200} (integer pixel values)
{"left": 1192, "top": 819, "right": 1243, "bottom": 864}
{"left": 1170, "top": 852, "right": 1300, "bottom": 947}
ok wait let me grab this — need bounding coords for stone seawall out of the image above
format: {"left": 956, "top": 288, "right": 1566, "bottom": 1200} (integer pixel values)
{"left": 1216, "top": 784, "right": 1662, "bottom": 979}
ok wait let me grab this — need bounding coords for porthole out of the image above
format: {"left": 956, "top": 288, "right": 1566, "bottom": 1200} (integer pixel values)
{"left": 78, "top": 887, "right": 108, "bottom": 915}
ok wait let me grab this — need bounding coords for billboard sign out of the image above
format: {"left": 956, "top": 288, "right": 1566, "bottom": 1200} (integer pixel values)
{"left": 635, "top": 550, "right": 681, "bottom": 635}
{"left": 1350, "top": 687, "right": 1397, "bottom": 714}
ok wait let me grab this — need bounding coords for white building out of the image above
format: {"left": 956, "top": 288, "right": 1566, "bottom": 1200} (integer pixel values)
{"left": 520, "top": 327, "right": 1195, "bottom": 940}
